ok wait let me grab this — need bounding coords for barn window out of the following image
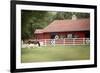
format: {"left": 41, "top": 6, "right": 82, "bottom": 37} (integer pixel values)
{"left": 66, "top": 33, "right": 75, "bottom": 38}
{"left": 74, "top": 35, "right": 79, "bottom": 38}
{"left": 60, "top": 35, "right": 65, "bottom": 39}
{"left": 55, "top": 35, "right": 59, "bottom": 39}
{"left": 67, "top": 34, "right": 73, "bottom": 38}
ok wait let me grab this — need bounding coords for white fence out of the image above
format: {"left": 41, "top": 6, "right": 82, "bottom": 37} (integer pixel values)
{"left": 37, "top": 38, "right": 90, "bottom": 46}
{"left": 22, "top": 38, "right": 90, "bottom": 48}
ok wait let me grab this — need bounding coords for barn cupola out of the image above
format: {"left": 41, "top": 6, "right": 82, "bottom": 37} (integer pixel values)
{"left": 72, "top": 14, "right": 77, "bottom": 20}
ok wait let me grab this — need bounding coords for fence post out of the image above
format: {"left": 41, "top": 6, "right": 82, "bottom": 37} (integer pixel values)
{"left": 44, "top": 39, "right": 46, "bottom": 46}
{"left": 54, "top": 39, "right": 55, "bottom": 46}
{"left": 83, "top": 38, "right": 85, "bottom": 45}
{"left": 63, "top": 38, "right": 65, "bottom": 45}
{"left": 73, "top": 38, "right": 75, "bottom": 45}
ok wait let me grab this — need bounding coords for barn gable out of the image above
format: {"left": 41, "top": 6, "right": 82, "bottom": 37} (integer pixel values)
{"left": 35, "top": 18, "right": 90, "bottom": 34}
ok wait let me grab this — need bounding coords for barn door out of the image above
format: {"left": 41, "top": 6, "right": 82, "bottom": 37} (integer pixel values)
{"left": 85, "top": 31, "right": 90, "bottom": 38}
{"left": 51, "top": 32, "right": 56, "bottom": 39}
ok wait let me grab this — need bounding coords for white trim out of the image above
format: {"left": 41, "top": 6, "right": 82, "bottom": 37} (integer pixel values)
{"left": 16, "top": 4, "right": 95, "bottom": 69}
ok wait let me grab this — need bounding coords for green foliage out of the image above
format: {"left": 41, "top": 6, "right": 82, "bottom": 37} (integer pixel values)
{"left": 21, "top": 10, "right": 90, "bottom": 40}
{"left": 21, "top": 10, "right": 49, "bottom": 39}
{"left": 54, "top": 12, "right": 72, "bottom": 19}
{"left": 54, "top": 12, "right": 90, "bottom": 20}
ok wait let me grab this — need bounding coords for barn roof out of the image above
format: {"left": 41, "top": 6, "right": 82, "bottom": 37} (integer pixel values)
{"left": 35, "top": 18, "right": 90, "bottom": 34}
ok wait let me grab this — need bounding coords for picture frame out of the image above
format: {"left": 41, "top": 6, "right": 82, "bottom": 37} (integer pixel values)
{"left": 10, "top": 0, "right": 97, "bottom": 72}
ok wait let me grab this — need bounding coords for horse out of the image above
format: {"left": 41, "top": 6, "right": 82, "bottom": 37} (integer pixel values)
{"left": 27, "top": 40, "right": 40, "bottom": 47}
{"left": 22, "top": 40, "right": 40, "bottom": 48}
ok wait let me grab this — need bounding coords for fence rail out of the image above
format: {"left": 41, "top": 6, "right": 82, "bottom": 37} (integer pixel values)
{"left": 36, "top": 38, "right": 90, "bottom": 46}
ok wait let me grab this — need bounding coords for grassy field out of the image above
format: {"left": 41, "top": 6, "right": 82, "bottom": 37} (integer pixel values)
{"left": 21, "top": 45, "right": 90, "bottom": 63}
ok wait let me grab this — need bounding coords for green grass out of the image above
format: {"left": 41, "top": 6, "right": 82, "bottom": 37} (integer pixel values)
{"left": 21, "top": 45, "right": 90, "bottom": 63}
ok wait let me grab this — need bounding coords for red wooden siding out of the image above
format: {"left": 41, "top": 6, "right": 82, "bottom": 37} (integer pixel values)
{"left": 35, "top": 31, "right": 88, "bottom": 39}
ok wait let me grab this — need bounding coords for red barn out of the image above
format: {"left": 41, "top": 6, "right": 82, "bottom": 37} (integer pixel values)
{"left": 34, "top": 18, "right": 90, "bottom": 40}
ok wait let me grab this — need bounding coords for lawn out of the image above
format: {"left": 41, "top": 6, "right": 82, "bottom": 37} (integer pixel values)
{"left": 21, "top": 45, "right": 90, "bottom": 63}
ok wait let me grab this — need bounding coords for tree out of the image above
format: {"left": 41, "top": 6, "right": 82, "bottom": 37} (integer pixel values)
{"left": 21, "top": 10, "right": 55, "bottom": 40}
{"left": 54, "top": 12, "right": 90, "bottom": 20}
